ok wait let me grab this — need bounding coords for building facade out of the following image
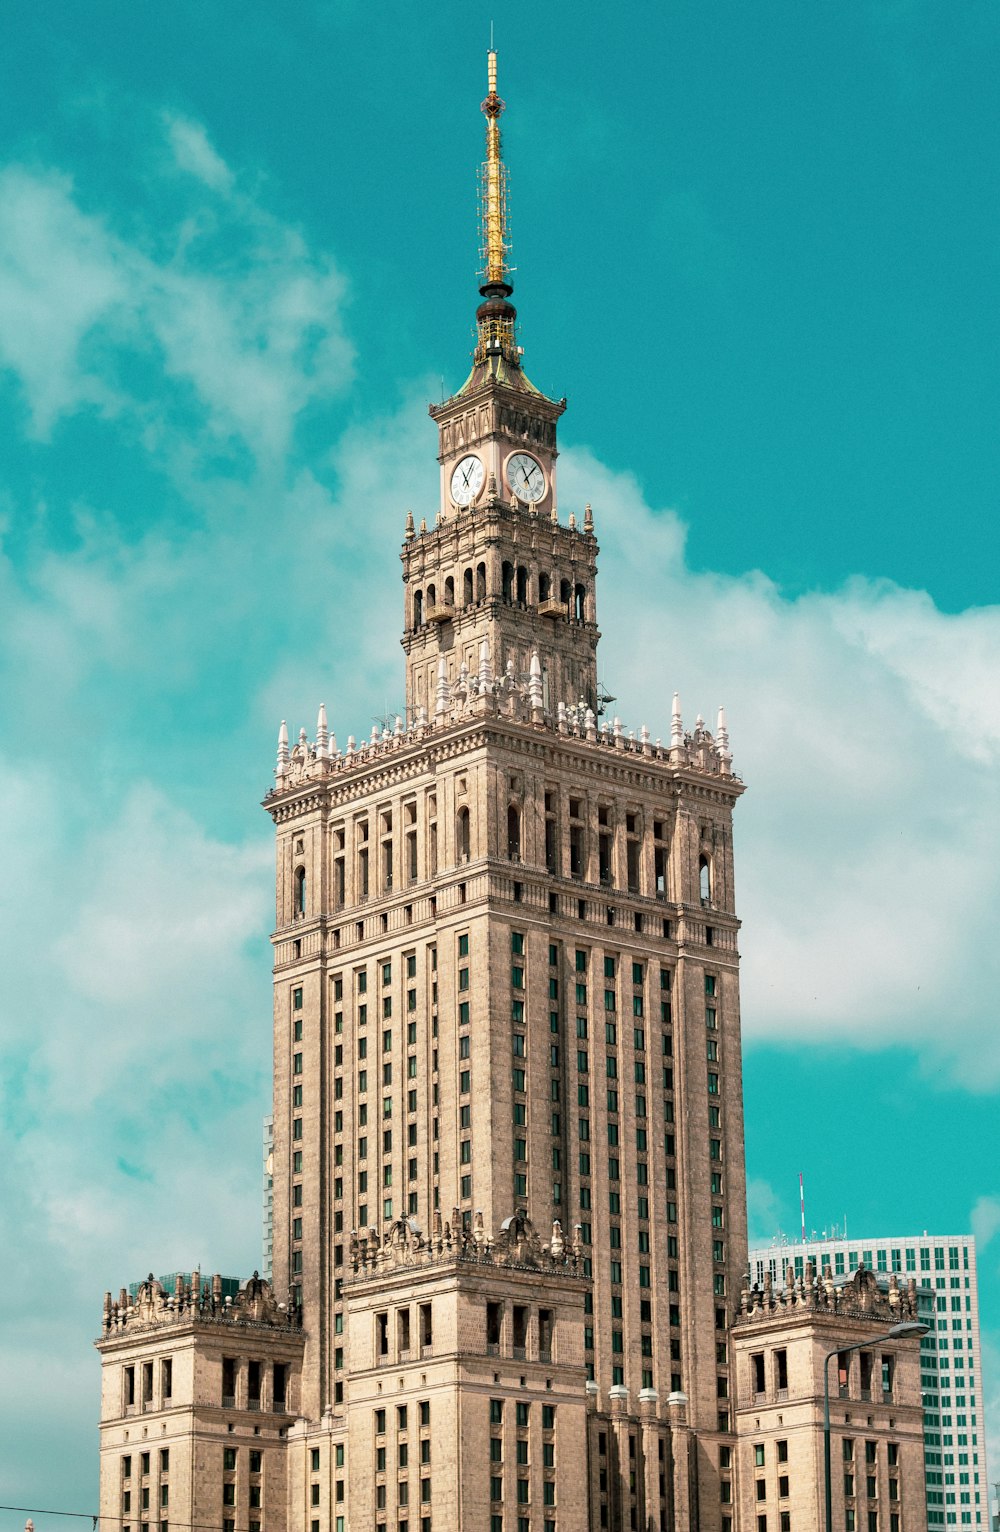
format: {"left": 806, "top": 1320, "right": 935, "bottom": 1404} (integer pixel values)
{"left": 96, "top": 49, "right": 932, "bottom": 1532}
{"left": 96, "top": 1273, "right": 304, "bottom": 1532}
{"left": 751, "top": 1234, "right": 989, "bottom": 1530}
{"left": 733, "top": 1263, "right": 928, "bottom": 1532}
{"left": 263, "top": 44, "right": 748, "bottom": 1532}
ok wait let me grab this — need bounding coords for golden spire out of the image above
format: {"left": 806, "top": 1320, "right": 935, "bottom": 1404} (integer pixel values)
{"left": 475, "top": 48, "right": 520, "bottom": 370}
{"left": 480, "top": 49, "right": 509, "bottom": 288}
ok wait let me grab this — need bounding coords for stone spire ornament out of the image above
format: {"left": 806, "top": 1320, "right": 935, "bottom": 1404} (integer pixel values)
{"left": 716, "top": 705, "right": 732, "bottom": 772}
{"left": 478, "top": 636, "right": 493, "bottom": 690}
{"left": 671, "top": 692, "right": 683, "bottom": 751}
{"left": 316, "top": 703, "right": 329, "bottom": 755}
{"left": 435, "top": 654, "right": 449, "bottom": 719}
{"left": 528, "top": 648, "right": 543, "bottom": 717}
{"left": 276, "top": 720, "right": 290, "bottom": 777}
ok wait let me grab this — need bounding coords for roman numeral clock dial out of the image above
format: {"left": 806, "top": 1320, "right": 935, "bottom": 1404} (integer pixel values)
{"left": 450, "top": 454, "right": 485, "bottom": 506}
{"left": 506, "top": 451, "right": 546, "bottom": 503}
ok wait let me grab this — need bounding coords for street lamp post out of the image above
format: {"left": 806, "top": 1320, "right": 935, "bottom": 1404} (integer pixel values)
{"left": 822, "top": 1320, "right": 928, "bottom": 1532}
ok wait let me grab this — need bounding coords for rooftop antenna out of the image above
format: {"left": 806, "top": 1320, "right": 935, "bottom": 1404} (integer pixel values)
{"left": 799, "top": 1173, "right": 806, "bottom": 1244}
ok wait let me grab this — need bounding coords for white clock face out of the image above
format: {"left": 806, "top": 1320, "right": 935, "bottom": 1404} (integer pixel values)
{"left": 450, "top": 454, "right": 485, "bottom": 506}
{"left": 507, "top": 452, "right": 546, "bottom": 503}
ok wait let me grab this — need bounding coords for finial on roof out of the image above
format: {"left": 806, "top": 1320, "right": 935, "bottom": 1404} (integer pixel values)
{"left": 671, "top": 692, "right": 683, "bottom": 749}
{"left": 276, "top": 720, "right": 290, "bottom": 776}
{"left": 404, "top": 510, "right": 415, "bottom": 540}
{"left": 481, "top": 49, "right": 509, "bottom": 290}
{"left": 316, "top": 703, "right": 329, "bottom": 754}
{"left": 528, "top": 648, "right": 543, "bottom": 716}
{"left": 474, "top": 47, "right": 519, "bottom": 369}
{"left": 584, "top": 502, "right": 594, "bottom": 533}
{"left": 435, "top": 654, "right": 449, "bottom": 718}
{"left": 419, "top": 516, "right": 427, "bottom": 533}
{"left": 568, "top": 511, "right": 576, "bottom": 530}
{"left": 716, "top": 705, "right": 732, "bottom": 772}
{"left": 478, "top": 636, "right": 493, "bottom": 688}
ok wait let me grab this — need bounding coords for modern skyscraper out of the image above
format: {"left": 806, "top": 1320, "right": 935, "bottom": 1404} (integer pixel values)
{"left": 750, "top": 1232, "right": 989, "bottom": 1529}
{"left": 95, "top": 49, "right": 931, "bottom": 1532}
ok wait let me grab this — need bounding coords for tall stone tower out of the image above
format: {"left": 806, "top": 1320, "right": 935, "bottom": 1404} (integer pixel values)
{"left": 93, "top": 49, "right": 932, "bottom": 1532}
{"left": 263, "top": 49, "right": 748, "bottom": 1531}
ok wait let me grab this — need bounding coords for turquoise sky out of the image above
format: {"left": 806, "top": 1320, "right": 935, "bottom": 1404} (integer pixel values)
{"left": 0, "top": 0, "right": 997, "bottom": 1513}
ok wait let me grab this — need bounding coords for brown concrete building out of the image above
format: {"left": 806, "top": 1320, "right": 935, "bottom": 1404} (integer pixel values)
{"left": 261, "top": 46, "right": 747, "bottom": 1532}
{"left": 95, "top": 46, "right": 930, "bottom": 1532}
{"left": 732, "top": 1266, "right": 928, "bottom": 1532}
{"left": 95, "top": 1273, "right": 304, "bottom": 1532}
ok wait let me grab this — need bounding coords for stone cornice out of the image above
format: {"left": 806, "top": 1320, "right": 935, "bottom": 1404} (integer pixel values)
{"left": 265, "top": 711, "right": 744, "bottom": 822}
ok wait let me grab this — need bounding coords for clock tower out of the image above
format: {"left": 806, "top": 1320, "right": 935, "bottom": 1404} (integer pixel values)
{"left": 93, "top": 45, "right": 934, "bottom": 1532}
{"left": 402, "top": 51, "right": 600, "bottom": 725}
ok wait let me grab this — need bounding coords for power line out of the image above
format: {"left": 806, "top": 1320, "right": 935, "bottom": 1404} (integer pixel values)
{"left": 0, "top": 1509, "right": 261, "bottom": 1532}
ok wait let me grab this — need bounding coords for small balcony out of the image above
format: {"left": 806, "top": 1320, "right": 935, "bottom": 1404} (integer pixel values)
{"left": 426, "top": 601, "right": 455, "bottom": 624}
{"left": 538, "top": 599, "right": 568, "bottom": 619}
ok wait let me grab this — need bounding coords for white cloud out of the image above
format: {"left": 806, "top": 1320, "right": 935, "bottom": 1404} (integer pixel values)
{"left": 0, "top": 124, "right": 353, "bottom": 459}
{"left": 165, "top": 115, "right": 235, "bottom": 192}
{"left": 559, "top": 445, "right": 1000, "bottom": 1088}
{"left": 746, "top": 1177, "right": 787, "bottom": 1246}
{"left": 972, "top": 1195, "right": 1000, "bottom": 1253}
{"left": 0, "top": 167, "right": 129, "bottom": 433}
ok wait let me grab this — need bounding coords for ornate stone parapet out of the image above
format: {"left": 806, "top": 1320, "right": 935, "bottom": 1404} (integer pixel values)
{"left": 734, "top": 1262, "right": 920, "bottom": 1328}
{"left": 99, "top": 1269, "right": 302, "bottom": 1339}
{"left": 266, "top": 683, "right": 737, "bottom": 801}
{"left": 345, "top": 1207, "right": 586, "bottom": 1288}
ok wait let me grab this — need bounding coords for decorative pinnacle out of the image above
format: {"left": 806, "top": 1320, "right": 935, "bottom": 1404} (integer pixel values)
{"left": 481, "top": 49, "right": 508, "bottom": 289}
{"left": 474, "top": 49, "right": 519, "bottom": 368}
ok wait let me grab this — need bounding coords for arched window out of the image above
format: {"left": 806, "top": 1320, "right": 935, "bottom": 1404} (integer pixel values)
{"left": 413, "top": 588, "right": 423, "bottom": 626}
{"left": 457, "top": 806, "right": 471, "bottom": 863}
{"left": 560, "top": 578, "right": 571, "bottom": 607}
{"left": 538, "top": 572, "right": 550, "bottom": 603}
{"left": 426, "top": 582, "right": 436, "bottom": 609}
{"left": 476, "top": 562, "right": 487, "bottom": 601}
{"left": 507, "top": 804, "right": 521, "bottom": 861}
{"left": 574, "top": 583, "right": 586, "bottom": 621}
{"left": 502, "top": 562, "right": 514, "bottom": 603}
{"left": 463, "top": 567, "right": 474, "bottom": 606}
{"left": 445, "top": 575, "right": 455, "bottom": 607}
{"left": 294, "top": 866, "right": 307, "bottom": 917}
{"left": 699, "top": 855, "right": 711, "bottom": 905}
{"left": 516, "top": 566, "right": 528, "bottom": 606}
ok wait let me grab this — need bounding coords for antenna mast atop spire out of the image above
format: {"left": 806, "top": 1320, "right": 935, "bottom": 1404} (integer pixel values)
{"left": 467, "top": 46, "right": 528, "bottom": 374}
{"left": 480, "top": 48, "right": 510, "bottom": 290}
